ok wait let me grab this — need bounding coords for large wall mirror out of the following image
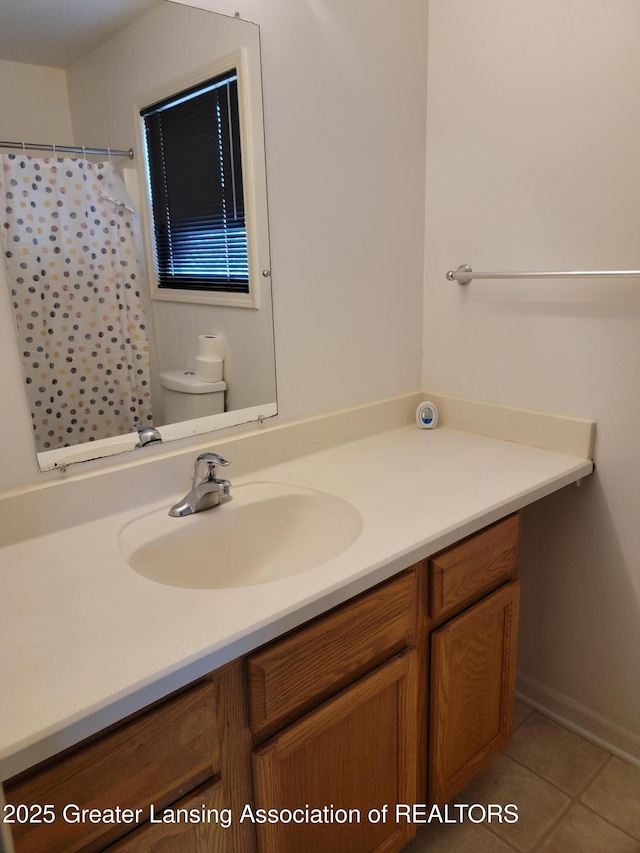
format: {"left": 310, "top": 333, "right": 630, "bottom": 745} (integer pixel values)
{"left": 0, "top": 0, "right": 277, "bottom": 472}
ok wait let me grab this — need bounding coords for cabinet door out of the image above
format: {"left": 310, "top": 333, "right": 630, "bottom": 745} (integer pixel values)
{"left": 429, "top": 581, "right": 520, "bottom": 805}
{"left": 252, "top": 651, "right": 417, "bottom": 853}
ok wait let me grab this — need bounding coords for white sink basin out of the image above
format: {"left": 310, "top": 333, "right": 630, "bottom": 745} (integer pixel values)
{"left": 119, "top": 481, "right": 363, "bottom": 589}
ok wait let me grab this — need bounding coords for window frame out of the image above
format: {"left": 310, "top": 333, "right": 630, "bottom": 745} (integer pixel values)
{"left": 135, "top": 49, "right": 262, "bottom": 309}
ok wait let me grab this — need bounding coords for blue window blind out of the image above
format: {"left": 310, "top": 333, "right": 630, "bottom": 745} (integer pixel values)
{"left": 141, "top": 70, "right": 249, "bottom": 293}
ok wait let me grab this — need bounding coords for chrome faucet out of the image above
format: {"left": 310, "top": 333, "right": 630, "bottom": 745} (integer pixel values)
{"left": 134, "top": 423, "right": 162, "bottom": 448}
{"left": 169, "top": 452, "right": 232, "bottom": 517}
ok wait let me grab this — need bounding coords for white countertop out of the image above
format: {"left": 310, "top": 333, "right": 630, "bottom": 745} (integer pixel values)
{"left": 0, "top": 423, "right": 593, "bottom": 780}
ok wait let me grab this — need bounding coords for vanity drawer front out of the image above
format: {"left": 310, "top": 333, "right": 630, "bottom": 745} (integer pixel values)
{"left": 108, "top": 779, "right": 228, "bottom": 853}
{"left": 429, "top": 513, "right": 520, "bottom": 621}
{"left": 5, "top": 679, "right": 220, "bottom": 853}
{"left": 247, "top": 566, "right": 420, "bottom": 738}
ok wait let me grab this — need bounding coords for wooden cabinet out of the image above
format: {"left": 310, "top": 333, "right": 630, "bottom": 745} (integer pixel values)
{"left": 429, "top": 513, "right": 520, "bottom": 623}
{"left": 429, "top": 581, "right": 520, "bottom": 804}
{"left": 107, "top": 779, "right": 227, "bottom": 853}
{"left": 252, "top": 651, "right": 417, "bottom": 853}
{"left": 4, "top": 663, "right": 255, "bottom": 853}
{"left": 247, "top": 569, "right": 418, "bottom": 740}
{"left": 4, "top": 513, "right": 522, "bottom": 853}
{"left": 427, "top": 514, "right": 521, "bottom": 805}
{"left": 4, "top": 679, "right": 221, "bottom": 853}
{"left": 247, "top": 566, "right": 422, "bottom": 853}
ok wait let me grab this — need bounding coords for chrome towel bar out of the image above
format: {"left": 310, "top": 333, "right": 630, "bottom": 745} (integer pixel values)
{"left": 447, "top": 264, "right": 640, "bottom": 285}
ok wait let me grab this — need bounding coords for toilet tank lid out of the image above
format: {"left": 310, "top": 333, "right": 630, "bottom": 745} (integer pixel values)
{"left": 159, "top": 371, "right": 226, "bottom": 394}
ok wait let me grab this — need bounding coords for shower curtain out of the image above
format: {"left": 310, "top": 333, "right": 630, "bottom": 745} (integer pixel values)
{"left": 0, "top": 154, "right": 153, "bottom": 452}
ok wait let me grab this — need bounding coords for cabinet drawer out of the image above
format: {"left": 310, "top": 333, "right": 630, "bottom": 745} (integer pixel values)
{"left": 429, "top": 514, "right": 520, "bottom": 621}
{"left": 108, "top": 779, "right": 228, "bottom": 853}
{"left": 5, "top": 679, "right": 220, "bottom": 853}
{"left": 247, "top": 567, "right": 419, "bottom": 737}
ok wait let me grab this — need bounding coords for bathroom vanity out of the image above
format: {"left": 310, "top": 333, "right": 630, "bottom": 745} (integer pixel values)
{"left": 5, "top": 513, "right": 520, "bottom": 852}
{"left": 0, "top": 395, "right": 594, "bottom": 853}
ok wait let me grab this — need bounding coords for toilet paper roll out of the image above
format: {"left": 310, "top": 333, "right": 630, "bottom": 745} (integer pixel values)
{"left": 198, "top": 335, "right": 226, "bottom": 361}
{"left": 195, "top": 356, "right": 223, "bottom": 382}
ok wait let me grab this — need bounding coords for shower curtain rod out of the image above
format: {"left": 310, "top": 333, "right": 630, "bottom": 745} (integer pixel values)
{"left": 0, "top": 140, "right": 134, "bottom": 159}
{"left": 447, "top": 264, "right": 640, "bottom": 284}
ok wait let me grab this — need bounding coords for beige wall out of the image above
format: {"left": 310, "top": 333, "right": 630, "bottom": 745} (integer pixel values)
{"left": 424, "top": 0, "right": 640, "bottom": 759}
{"left": 0, "top": 59, "right": 73, "bottom": 142}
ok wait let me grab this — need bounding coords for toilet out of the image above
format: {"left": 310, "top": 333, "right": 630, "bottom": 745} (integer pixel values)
{"left": 159, "top": 370, "right": 226, "bottom": 422}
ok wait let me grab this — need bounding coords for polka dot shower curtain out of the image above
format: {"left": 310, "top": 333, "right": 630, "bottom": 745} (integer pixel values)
{"left": 0, "top": 155, "right": 153, "bottom": 452}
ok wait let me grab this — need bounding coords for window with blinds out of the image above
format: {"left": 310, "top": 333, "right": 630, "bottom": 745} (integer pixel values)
{"left": 141, "top": 68, "right": 249, "bottom": 293}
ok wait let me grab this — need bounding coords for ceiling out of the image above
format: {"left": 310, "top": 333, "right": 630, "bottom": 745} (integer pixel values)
{"left": 0, "top": 0, "right": 164, "bottom": 68}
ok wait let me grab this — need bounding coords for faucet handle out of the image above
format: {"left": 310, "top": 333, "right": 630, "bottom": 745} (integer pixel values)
{"left": 196, "top": 452, "right": 230, "bottom": 467}
{"left": 134, "top": 422, "right": 162, "bottom": 448}
{"left": 194, "top": 452, "right": 230, "bottom": 482}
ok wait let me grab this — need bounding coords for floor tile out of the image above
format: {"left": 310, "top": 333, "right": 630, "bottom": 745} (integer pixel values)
{"left": 581, "top": 756, "right": 640, "bottom": 841}
{"left": 504, "top": 711, "right": 609, "bottom": 795}
{"left": 538, "top": 804, "right": 640, "bottom": 852}
{"left": 514, "top": 699, "right": 534, "bottom": 729}
{"left": 454, "top": 753, "right": 570, "bottom": 852}
{"left": 402, "top": 820, "right": 516, "bottom": 852}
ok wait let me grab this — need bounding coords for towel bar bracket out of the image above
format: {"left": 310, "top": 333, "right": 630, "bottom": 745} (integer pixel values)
{"left": 447, "top": 264, "right": 473, "bottom": 285}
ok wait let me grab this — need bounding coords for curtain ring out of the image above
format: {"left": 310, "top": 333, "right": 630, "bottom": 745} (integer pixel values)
{"left": 82, "top": 146, "right": 86, "bottom": 159}
{"left": 107, "top": 148, "right": 112, "bottom": 164}
{"left": 52, "top": 143, "right": 56, "bottom": 157}
{"left": 21, "top": 141, "right": 26, "bottom": 152}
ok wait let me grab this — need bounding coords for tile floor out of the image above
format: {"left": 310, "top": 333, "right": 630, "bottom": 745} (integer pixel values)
{"left": 402, "top": 702, "right": 640, "bottom": 852}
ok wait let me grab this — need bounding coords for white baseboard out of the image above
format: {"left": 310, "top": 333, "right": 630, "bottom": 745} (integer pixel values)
{"left": 517, "top": 673, "right": 640, "bottom": 768}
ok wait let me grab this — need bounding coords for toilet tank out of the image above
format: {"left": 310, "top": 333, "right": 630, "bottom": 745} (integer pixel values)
{"left": 159, "top": 370, "right": 226, "bottom": 422}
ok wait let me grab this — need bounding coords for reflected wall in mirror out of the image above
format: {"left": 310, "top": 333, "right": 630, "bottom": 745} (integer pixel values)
{"left": 0, "top": 0, "right": 277, "bottom": 471}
